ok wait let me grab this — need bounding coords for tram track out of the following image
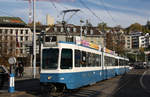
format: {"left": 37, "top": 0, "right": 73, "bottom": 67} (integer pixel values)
{"left": 40, "top": 69, "right": 150, "bottom": 97}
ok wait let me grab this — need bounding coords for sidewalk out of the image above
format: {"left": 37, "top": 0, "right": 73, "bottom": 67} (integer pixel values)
{"left": 15, "top": 74, "right": 40, "bottom": 81}
{"left": 0, "top": 74, "right": 40, "bottom": 97}
{"left": 0, "top": 91, "right": 36, "bottom": 97}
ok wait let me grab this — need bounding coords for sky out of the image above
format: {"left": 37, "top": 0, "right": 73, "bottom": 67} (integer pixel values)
{"left": 0, "top": 0, "right": 150, "bottom": 28}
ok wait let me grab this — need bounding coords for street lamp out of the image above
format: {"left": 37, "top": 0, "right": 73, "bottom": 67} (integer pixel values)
{"left": 33, "top": 0, "right": 36, "bottom": 78}
{"left": 80, "top": 20, "right": 84, "bottom": 40}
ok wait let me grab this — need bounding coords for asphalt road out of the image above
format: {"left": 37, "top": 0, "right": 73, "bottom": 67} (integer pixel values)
{"left": 111, "top": 69, "right": 150, "bottom": 97}
{"left": 63, "top": 69, "right": 150, "bottom": 97}
{"left": 0, "top": 69, "right": 150, "bottom": 97}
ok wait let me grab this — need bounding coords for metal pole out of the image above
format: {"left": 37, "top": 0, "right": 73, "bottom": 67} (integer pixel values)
{"left": 33, "top": 0, "right": 36, "bottom": 78}
{"left": 136, "top": 53, "right": 137, "bottom": 62}
{"left": 80, "top": 20, "right": 83, "bottom": 40}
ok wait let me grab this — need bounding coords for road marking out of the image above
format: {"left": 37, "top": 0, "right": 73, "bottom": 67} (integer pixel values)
{"left": 139, "top": 70, "right": 150, "bottom": 93}
{"left": 110, "top": 78, "right": 130, "bottom": 96}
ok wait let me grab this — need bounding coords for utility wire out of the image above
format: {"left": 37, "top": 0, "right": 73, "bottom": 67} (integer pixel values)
{"left": 54, "top": 2, "right": 83, "bottom": 23}
{"left": 57, "top": 1, "right": 91, "bottom": 22}
{"left": 50, "top": 1, "right": 60, "bottom": 13}
{"left": 49, "top": 1, "right": 62, "bottom": 19}
{"left": 79, "top": 0, "right": 103, "bottom": 22}
{"left": 100, "top": 0, "right": 118, "bottom": 25}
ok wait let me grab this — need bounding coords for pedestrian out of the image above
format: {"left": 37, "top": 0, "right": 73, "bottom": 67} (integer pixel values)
{"left": 15, "top": 64, "right": 19, "bottom": 77}
{"left": 19, "top": 64, "right": 24, "bottom": 77}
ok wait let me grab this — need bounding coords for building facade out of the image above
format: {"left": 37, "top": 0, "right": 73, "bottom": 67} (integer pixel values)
{"left": 42, "top": 24, "right": 105, "bottom": 48}
{"left": 0, "top": 17, "right": 33, "bottom": 66}
{"left": 125, "top": 35, "right": 132, "bottom": 50}
{"left": 124, "top": 32, "right": 150, "bottom": 51}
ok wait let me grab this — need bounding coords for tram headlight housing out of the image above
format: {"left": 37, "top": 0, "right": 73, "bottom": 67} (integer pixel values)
{"left": 48, "top": 76, "right": 52, "bottom": 80}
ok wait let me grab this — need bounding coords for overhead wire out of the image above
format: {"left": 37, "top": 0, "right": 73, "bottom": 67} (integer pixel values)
{"left": 53, "top": 1, "right": 84, "bottom": 23}
{"left": 99, "top": 0, "right": 118, "bottom": 26}
{"left": 79, "top": 0, "right": 103, "bottom": 22}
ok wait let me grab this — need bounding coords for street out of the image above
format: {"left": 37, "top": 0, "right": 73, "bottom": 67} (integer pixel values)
{"left": 0, "top": 69, "right": 150, "bottom": 97}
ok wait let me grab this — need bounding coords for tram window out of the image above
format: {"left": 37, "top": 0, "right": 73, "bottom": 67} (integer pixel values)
{"left": 108, "top": 57, "right": 111, "bottom": 66}
{"left": 115, "top": 59, "right": 118, "bottom": 66}
{"left": 42, "top": 48, "right": 59, "bottom": 69}
{"left": 95, "top": 54, "right": 100, "bottom": 66}
{"left": 60, "top": 49, "right": 73, "bottom": 69}
{"left": 86, "top": 52, "right": 90, "bottom": 67}
{"left": 75, "top": 50, "right": 81, "bottom": 67}
{"left": 87, "top": 52, "right": 92, "bottom": 67}
{"left": 119, "top": 59, "right": 123, "bottom": 66}
{"left": 99, "top": 55, "right": 101, "bottom": 66}
{"left": 119, "top": 60, "right": 121, "bottom": 66}
{"left": 104, "top": 56, "right": 107, "bottom": 66}
{"left": 105, "top": 56, "right": 111, "bottom": 66}
{"left": 112, "top": 58, "right": 115, "bottom": 66}
{"left": 90, "top": 53, "right": 95, "bottom": 67}
{"left": 81, "top": 51, "right": 86, "bottom": 67}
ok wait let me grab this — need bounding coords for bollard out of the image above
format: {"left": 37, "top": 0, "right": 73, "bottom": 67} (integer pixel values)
{"left": 8, "top": 73, "right": 15, "bottom": 93}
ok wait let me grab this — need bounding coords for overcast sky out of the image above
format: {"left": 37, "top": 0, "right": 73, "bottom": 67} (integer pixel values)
{"left": 0, "top": 0, "right": 150, "bottom": 27}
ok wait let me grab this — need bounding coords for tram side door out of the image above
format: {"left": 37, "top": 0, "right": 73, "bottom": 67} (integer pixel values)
{"left": 102, "top": 55, "right": 107, "bottom": 80}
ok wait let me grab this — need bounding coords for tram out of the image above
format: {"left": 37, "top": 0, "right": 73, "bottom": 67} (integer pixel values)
{"left": 40, "top": 41, "right": 129, "bottom": 93}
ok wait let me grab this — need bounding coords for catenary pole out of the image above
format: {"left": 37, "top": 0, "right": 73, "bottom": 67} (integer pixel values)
{"left": 33, "top": 0, "right": 36, "bottom": 78}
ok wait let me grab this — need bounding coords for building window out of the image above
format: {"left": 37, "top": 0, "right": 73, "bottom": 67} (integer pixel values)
{"left": 5, "top": 36, "right": 7, "bottom": 40}
{"left": 70, "top": 28, "right": 73, "bottom": 32}
{"left": 90, "top": 29, "right": 93, "bottom": 35}
{"left": 73, "top": 28, "right": 76, "bottom": 32}
{"left": 20, "top": 49, "right": 23, "bottom": 54}
{"left": 25, "top": 36, "right": 28, "bottom": 41}
{"left": 20, "top": 36, "right": 23, "bottom": 41}
{"left": 2, "top": 29, "right": 5, "bottom": 34}
{"left": 5, "top": 29, "right": 8, "bottom": 34}
{"left": 45, "top": 36, "right": 57, "bottom": 42}
{"left": 7, "top": 29, "right": 10, "bottom": 34}
{"left": 57, "top": 28, "right": 61, "bottom": 32}
{"left": 10, "top": 36, "right": 13, "bottom": 40}
{"left": 21, "top": 30, "right": 23, "bottom": 34}
{"left": 61, "top": 27, "right": 64, "bottom": 32}
{"left": 67, "top": 28, "right": 70, "bottom": 32}
{"left": 54, "top": 27, "right": 57, "bottom": 32}
{"left": 10, "top": 29, "right": 13, "bottom": 34}
{"left": 26, "top": 30, "right": 28, "bottom": 34}
{"left": 20, "top": 43, "right": 23, "bottom": 47}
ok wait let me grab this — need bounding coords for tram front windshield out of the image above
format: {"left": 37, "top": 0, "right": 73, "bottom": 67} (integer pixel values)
{"left": 42, "top": 48, "right": 59, "bottom": 69}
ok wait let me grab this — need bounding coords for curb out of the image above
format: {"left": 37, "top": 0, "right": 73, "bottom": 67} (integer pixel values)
{"left": 0, "top": 91, "right": 35, "bottom": 97}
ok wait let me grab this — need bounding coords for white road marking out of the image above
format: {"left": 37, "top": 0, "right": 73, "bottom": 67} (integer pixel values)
{"left": 139, "top": 70, "right": 150, "bottom": 93}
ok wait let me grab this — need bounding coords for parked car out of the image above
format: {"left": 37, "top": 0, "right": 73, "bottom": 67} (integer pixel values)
{"left": 134, "top": 62, "right": 147, "bottom": 69}
{"left": 0, "top": 65, "right": 9, "bottom": 89}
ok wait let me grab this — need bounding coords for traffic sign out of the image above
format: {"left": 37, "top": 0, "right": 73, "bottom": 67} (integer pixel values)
{"left": 8, "top": 57, "right": 16, "bottom": 65}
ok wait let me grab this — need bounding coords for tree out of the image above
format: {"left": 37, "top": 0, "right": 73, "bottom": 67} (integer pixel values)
{"left": 98, "top": 22, "right": 108, "bottom": 31}
{"left": 138, "top": 47, "right": 145, "bottom": 61}
{"left": 106, "top": 32, "right": 114, "bottom": 50}
{"left": 126, "top": 23, "right": 142, "bottom": 33}
{"left": 0, "top": 36, "right": 16, "bottom": 66}
{"left": 106, "top": 32, "right": 125, "bottom": 55}
{"left": 28, "top": 21, "right": 43, "bottom": 26}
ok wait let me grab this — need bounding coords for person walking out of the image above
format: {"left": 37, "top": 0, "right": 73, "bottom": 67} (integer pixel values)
{"left": 19, "top": 64, "right": 24, "bottom": 77}
{"left": 15, "top": 64, "right": 19, "bottom": 77}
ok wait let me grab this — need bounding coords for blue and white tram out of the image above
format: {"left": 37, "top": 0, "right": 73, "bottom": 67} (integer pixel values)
{"left": 40, "top": 41, "right": 129, "bottom": 91}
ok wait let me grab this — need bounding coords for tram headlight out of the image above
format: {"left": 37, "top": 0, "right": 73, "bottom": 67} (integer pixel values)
{"left": 48, "top": 76, "right": 52, "bottom": 80}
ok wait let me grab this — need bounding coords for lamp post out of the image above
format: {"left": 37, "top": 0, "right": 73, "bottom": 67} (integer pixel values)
{"left": 8, "top": 57, "right": 16, "bottom": 93}
{"left": 33, "top": 0, "right": 36, "bottom": 78}
{"left": 80, "top": 20, "right": 84, "bottom": 40}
